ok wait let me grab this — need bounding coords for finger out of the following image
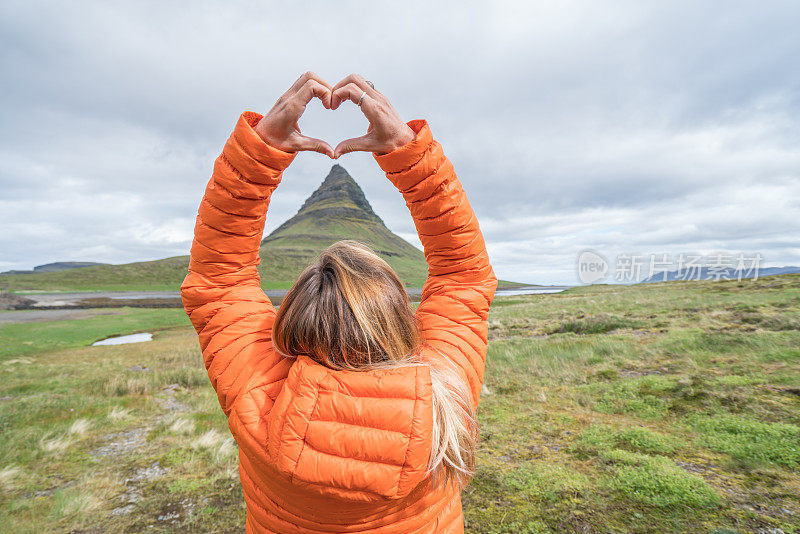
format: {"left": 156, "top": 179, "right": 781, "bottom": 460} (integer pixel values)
{"left": 331, "top": 83, "right": 378, "bottom": 114}
{"left": 331, "top": 75, "right": 379, "bottom": 108}
{"left": 282, "top": 71, "right": 332, "bottom": 100}
{"left": 292, "top": 79, "right": 332, "bottom": 110}
{"left": 294, "top": 135, "right": 335, "bottom": 158}
{"left": 330, "top": 78, "right": 378, "bottom": 109}
{"left": 331, "top": 73, "right": 378, "bottom": 96}
{"left": 334, "top": 134, "right": 380, "bottom": 159}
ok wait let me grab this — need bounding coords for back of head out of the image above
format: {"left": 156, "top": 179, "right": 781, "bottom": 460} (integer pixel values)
{"left": 273, "top": 240, "right": 477, "bottom": 490}
{"left": 273, "top": 240, "right": 419, "bottom": 369}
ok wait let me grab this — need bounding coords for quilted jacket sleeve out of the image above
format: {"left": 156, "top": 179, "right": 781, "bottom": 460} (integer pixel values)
{"left": 374, "top": 120, "right": 498, "bottom": 409}
{"left": 180, "top": 111, "right": 296, "bottom": 417}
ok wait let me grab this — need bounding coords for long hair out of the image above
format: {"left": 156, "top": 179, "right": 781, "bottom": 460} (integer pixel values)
{"left": 273, "top": 240, "right": 477, "bottom": 488}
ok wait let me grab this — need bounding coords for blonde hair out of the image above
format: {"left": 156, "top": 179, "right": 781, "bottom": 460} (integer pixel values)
{"left": 273, "top": 240, "right": 477, "bottom": 488}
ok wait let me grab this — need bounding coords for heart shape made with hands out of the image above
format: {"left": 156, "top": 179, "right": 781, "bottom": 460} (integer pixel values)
{"left": 254, "top": 73, "right": 415, "bottom": 160}
{"left": 293, "top": 95, "right": 365, "bottom": 158}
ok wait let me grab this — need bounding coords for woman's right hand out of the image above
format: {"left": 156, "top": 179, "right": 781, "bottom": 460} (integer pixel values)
{"left": 330, "top": 74, "right": 416, "bottom": 159}
{"left": 254, "top": 72, "right": 335, "bottom": 158}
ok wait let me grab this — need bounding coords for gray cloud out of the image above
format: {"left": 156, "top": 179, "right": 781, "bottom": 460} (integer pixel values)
{"left": 1, "top": 0, "right": 798, "bottom": 284}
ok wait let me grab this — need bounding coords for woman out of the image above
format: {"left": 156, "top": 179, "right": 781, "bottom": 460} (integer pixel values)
{"left": 181, "top": 72, "right": 497, "bottom": 533}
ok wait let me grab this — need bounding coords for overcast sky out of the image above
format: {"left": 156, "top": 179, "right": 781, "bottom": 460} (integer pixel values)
{"left": 1, "top": 1, "right": 798, "bottom": 285}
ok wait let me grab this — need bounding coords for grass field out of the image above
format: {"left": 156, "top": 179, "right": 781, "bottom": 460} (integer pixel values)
{"left": 1, "top": 275, "right": 798, "bottom": 532}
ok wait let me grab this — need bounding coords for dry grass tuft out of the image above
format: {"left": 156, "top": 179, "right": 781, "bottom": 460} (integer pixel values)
{"left": 170, "top": 417, "right": 195, "bottom": 435}
{"left": 2, "top": 358, "right": 33, "bottom": 365}
{"left": 40, "top": 434, "right": 75, "bottom": 453}
{"left": 224, "top": 464, "right": 240, "bottom": 481}
{"left": 213, "top": 437, "right": 237, "bottom": 464}
{"left": 194, "top": 429, "right": 225, "bottom": 451}
{"left": 104, "top": 376, "right": 151, "bottom": 396}
{"left": 107, "top": 406, "right": 131, "bottom": 421}
{"left": 54, "top": 491, "right": 101, "bottom": 518}
{"left": 0, "top": 465, "right": 22, "bottom": 490}
{"left": 68, "top": 418, "right": 92, "bottom": 436}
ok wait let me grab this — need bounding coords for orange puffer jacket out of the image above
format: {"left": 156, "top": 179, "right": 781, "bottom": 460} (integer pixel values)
{"left": 181, "top": 112, "right": 497, "bottom": 533}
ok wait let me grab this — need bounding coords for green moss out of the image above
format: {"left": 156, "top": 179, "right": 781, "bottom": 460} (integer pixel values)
{"left": 577, "top": 424, "right": 679, "bottom": 456}
{"left": 506, "top": 463, "right": 592, "bottom": 504}
{"left": 615, "top": 427, "right": 680, "bottom": 455}
{"left": 167, "top": 478, "right": 207, "bottom": 494}
{"left": 688, "top": 414, "right": 800, "bottom": 468}
{"left": 583, "top": 376, "right": 675, "bottom": 420}
{"left": 602, "top": 450, "right": 721, "bottom": 508}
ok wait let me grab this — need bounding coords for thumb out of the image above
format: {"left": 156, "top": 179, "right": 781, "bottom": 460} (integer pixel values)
{"left": 294, "top": 135, "right": 334, "bottom": 158}
{"left": 334, "top": 134, "right": 378, "bottom": 159}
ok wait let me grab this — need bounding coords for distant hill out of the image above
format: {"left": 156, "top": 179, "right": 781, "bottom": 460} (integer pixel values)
{"left": 0, "top": 261, "right": 108, "bottom": 276}
{"left": 0, "top": 166, "right": 431, "bottom": 291}
{"left": 640, "top": 266, "right": 800, "bottom": 283}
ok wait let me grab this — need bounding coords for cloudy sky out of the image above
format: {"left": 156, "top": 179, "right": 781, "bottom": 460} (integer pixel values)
{"left": 1, "top": 1, "right": 798, "bottom": 285}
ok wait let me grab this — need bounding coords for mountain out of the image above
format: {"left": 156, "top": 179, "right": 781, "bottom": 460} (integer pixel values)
{"left": 0, "top": 166, "right": 429, "bottom": 291}
{"left": 259, "top": 165, "right": 428, "bottom": 285}
{"left": 0, "top": 261, "right": 108, "bottom": 276}
{"left": 33, "top": 261, "right": 108, "bottom": 273}
{"left": 640, "top": 266, "right": 800, "bottom": 283}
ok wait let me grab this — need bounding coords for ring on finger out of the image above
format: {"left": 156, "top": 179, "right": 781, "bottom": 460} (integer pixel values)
{"left": 365, "top": 80, "right": 375, "bottom": 90}
{"left": 357, "top": 91, "right": 367, "bottom": 107}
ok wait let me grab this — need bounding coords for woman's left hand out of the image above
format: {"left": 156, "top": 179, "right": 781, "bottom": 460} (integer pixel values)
{"left": 254, "top": 72, "right": 335, "bottom": 158}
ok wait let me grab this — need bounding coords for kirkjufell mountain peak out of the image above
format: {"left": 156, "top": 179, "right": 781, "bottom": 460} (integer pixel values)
{"left": 261, "top": 165, "right": 428, "bottom": 285}
{"left": 265, "top": 165, "right": 383, "bottom": 238}
{"left": 298, "top": 164, "right": 381, "bottom": 221}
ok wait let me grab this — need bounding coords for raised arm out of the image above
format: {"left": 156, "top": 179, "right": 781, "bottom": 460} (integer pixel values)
{"left": 377, "top": 125, "right": 497, "bottom": 408}
{"left": 180, "top": 73, "right": 334, "bottom": 416}
{"left": 331, "top": 75, "right": 498, "bottom": 409}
